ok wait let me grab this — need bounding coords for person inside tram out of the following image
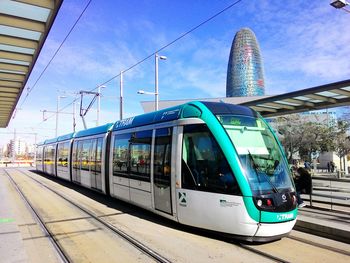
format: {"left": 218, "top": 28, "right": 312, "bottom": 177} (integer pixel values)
{"left": 294, "top": 167, "right": 312, "bottom": 208}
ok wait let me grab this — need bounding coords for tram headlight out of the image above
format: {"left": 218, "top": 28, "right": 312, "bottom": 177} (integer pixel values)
{"left": 257, "top": 199, "right": 263, "bottom": 207}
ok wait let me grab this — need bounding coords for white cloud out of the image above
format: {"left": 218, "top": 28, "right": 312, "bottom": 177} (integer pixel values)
{"left": 249, "top": 2, "right": 350, "bottom": 94}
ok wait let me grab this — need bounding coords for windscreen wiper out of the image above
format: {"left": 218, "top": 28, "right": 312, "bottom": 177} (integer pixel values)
{"left": 247, "top": 150, "right": 279, "bottom": 193}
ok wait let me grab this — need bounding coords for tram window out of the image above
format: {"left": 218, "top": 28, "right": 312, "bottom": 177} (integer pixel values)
{"left": 182, "top": 124, "right": 240, "bottom": 195}
{"left": 96, "top": 138, "right": 103, "bottom": 173}
{"left": 36, "top": 147, "right": 42, "bottom": 162}
{"left": 44, "top": 145, "right": 55, "bottom": 164}
{"left": 57, "top": 142, "right": 69, "bottom": 167}
{"left": 130, "top": 130, "right": 152, "bottom": 181}
{"left": 72, "top": 141, "right": 79, "bottom": 169}
{"left": 81, "top": 140, "right": 91, "bottom": 171}
{"left": 90, "top": 139, "right": 97, "bottom": 172}
{"left": 154, "top": 128, "right": 172, "bottom": 185}
{"left": 44, "top": 147, "right": 48, "bottom": 163}
{"left": 113, "top": 133, "right": 131, "bottom": 177}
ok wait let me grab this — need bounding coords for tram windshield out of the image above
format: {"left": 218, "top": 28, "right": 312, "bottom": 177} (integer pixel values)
{"left": 216, "top": 115, "right": 294, "bottom": 195}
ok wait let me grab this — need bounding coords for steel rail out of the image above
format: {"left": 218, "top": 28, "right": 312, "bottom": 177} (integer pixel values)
{"left": 287, "top": 235, "right": 350, "bottom": 256}
{"left": 239, "top": 243, "right": 290, "bottom": 263}
{"left": 19, "top": 169, "right": 172, "bottom": 263}
{"left": 4, "top": 169, "right": 71, "bottom": 263}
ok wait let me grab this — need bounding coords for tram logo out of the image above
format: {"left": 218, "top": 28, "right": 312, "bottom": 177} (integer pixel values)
{"left": 178, "top": 192, "right": 187, "bottom": 207}
{"left": 161, "top": 109, "right": 180, "bottom": 120}
{"left": 282, "top": 194, "right": 287, "bottom": 202}
{"left": 114, "top": 117, "right": 134, "bottom": 129}
{"left": 277, "top": 213, "right": 294, "bottom": 221}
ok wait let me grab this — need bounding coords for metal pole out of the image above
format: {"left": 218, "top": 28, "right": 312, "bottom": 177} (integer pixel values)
{"left": 155, "top": 53, "right": 159, "bottom": 111}
{"left": 55, "top": 96, "right": 59, "bottom": 137}
{"left": 34, "top": 133, "right": 37, "bottom": 166}
{"left": 73, "top": 101, "right": 76, "bottom": 132}
{"left": 82, "top": 116, "right": 87, "bottom": 130}
{"left": 12, "top": 129, "right": 16, "bottom": 162}
{"left": 120, "top": 71, "right": 123, "bottom": 120}
{"left": 97, "top": 86, "right": 101, "bottom": 126}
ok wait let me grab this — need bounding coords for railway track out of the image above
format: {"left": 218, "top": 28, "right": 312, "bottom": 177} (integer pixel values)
{"left": 239, "top": 231, "right": 350, "bottom": 263}
{"left": 8, "top": 168, "right": 288, "bottom": 262}
{"left": 5, "top": 169, "right": 70, "bottom": 263}
{"left": 286, "top": 235, "right": 350, "bottom": 257}
{"left": 5, "top": 168, "right": 171, "bottom": 263}
{"left": 4, "top": 168, "right": 350, "bottom": 263}
{"left": 238, "top": 244, "right": 290, "bottom": 263}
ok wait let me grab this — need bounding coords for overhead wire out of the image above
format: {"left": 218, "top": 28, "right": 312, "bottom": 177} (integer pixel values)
{"left": 26, "top": 0, "right": 244, "bottom": 126}
{"left": 99, "top": 0, "right": 243, "bottom": 86}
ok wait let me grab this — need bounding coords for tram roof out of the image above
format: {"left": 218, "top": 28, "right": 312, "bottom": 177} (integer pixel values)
{"left": 57, "top": 132, "right": 74, "bottom": 142}
{"left": 0, "top": 0, "right": 63, "bottom": 128}
{"left": 74, "top": 123, "right": 114, "bottom": 139}
{"left": 44, "top": 137, "right": 58, "bottom": 144}
{"left": 112, "top": 105, "right": 184, "bottom": 131}
{"left": 112, "top": 101, "right": 259, "bottom": 132}
{"left": 200, "top": 101, "right": 258, "bottom": 117}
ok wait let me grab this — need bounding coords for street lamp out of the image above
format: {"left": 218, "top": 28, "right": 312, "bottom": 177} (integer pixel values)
{"left": 137, "top": 89, "right": 159, "bottom": 111}
{"left": 56, "top": 95, "right": 67, "bottom": 137}
{"left": 155, "top": 53, "right": 167, "bottom": 111}
{"left": 330, "top": 0, "right": 348, "bottom": 8}
{"left": 120, "top": 71, "right": 124, "bottom": 120}
{"left": 137, "top": 90, "right": 157, "bottom": 95}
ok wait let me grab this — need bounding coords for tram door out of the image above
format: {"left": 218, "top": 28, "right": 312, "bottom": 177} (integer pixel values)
{"left": 91, "top": 138, "right": 103, "bottom": 190}
{"left": 153, "top": 128, "right": 172, "bottom": 215}
{"left": 72, "top": 141, "right": 82, "bottom": 183}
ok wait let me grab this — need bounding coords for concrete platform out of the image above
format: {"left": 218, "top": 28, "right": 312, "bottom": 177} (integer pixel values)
{"left": 0, "top": 170, "right": 27, "bottom": 262}
{"left": 295, "top": 206, "right": 350, "bottom": 244}
{"left": 0, "top": 168, "right": 60, "bottom": 263}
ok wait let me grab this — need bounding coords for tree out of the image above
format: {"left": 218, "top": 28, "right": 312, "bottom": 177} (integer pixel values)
{"left": 329, "top": 120, "right": 350, "bottom": 172}
{"left": 275, "top": 115, "right": 303, "bottom": 163}
{"left": 274, "top": 114, "right": 333, "bottom": 163}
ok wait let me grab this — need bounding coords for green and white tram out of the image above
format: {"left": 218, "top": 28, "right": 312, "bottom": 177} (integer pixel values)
{"left": 36, "top": 101, "right": 297, "bottom": 242}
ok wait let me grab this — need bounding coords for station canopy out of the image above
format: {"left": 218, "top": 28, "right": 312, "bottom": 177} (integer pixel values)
{"left": 0, "top": 0, "right": 62, "bottom": 127}
{"left": 141, "top": 79, "right": 350, "bottom": 118}
{"left": 240, "top": 79, "right": 350, "bottom": 117}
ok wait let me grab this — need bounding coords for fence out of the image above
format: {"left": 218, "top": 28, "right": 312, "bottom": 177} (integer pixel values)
{"left": 303, "top": 176, "right": 350, "bottom": 210}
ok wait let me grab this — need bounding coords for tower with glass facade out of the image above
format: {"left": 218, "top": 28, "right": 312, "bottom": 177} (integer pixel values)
{"left": 226, "top": 28, "right": 265, "bottom": 97}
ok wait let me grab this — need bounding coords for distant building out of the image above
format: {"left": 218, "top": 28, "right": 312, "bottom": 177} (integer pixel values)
{"left": 226, "top": 28, "right": 265, "bottom": 97}
{"left": 8, "top": 138, "right": 30, "bottom": 157}
{"left": 299, "top": 110, "right": 337, "bottom": 127}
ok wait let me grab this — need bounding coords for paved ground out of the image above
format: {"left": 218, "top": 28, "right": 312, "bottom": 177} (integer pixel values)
{"left": 1, "top": 167, "right": 349, "bottom": 262}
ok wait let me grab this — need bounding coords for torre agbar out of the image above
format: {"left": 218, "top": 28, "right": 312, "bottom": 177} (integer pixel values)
{"left": 226, "top": 28, "right": 265, "bottom": 97}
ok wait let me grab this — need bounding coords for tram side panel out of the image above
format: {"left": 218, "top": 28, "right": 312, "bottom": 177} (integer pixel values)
{"left": 43, "top": 143, "right": 57, "bottom": 176}
{"left": 36, "top": 145, "right": 44, "bottom": 172}
{"left": 129, "top": 130, "right": 153, "bottom": 209}
{"left": 153, "top": 127, "right": 174, "bottom": 216}
{"left": 56, "top": 140, "right": 71, "bottom": 181}
{"left": 71, "top": 135, "right": 108, "bottom": 194}
{"left": 109, "top": 130, "right": 153, "bottom": 210}
{"left": 110, "top": 132, "right": 132, "bottom": 202}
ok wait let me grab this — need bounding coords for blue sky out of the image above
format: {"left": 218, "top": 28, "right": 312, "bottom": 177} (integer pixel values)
{"left": 1, "top": 0, "right": 350, "bottom": 146}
